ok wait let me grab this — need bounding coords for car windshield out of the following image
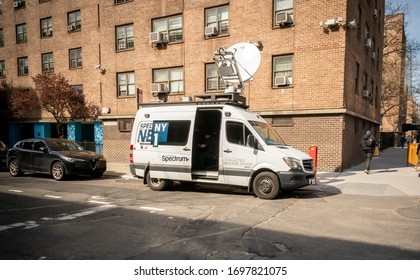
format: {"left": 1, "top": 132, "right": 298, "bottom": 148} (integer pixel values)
{"left": 46, "top": 140, "right": 83, "bottom": 151}
{"left": 248, "top": 121, "right": 287, "bottom": 145}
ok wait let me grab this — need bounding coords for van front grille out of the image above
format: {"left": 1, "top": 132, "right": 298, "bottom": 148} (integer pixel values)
{"left": 302, "top": 159, "right": 314, "bottom": 172}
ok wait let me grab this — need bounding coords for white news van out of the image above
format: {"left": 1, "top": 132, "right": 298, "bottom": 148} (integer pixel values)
{"left": 130, "top": 94, "right": 315, "bottom": 199}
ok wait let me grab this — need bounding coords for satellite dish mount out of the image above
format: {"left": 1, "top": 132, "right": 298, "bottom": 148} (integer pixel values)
{"left": 213, "top": 42, "right": 261, "bottom": 95}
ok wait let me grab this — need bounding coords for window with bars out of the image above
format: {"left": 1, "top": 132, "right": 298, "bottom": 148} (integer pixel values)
{"left": 69, "top": 48, "right": 82, "bottom": 69}
{"left": 0, "top": 60, "right": 5, "bottom": 78}
{"left": 116, "top": 24, "right": 134, "bottom": 51}
{"left": 205, "top": 63, "right": 224, "bottom": 91}
{"left": 68, "top": 10, "right": 81, "bottom": 32}
{"left": 41, "top": 17, "right": 53, "bottom": 38}
{"left": 16, "top": 24, "right": 27, "bottom": 43}
{"left": 152, "top": 15, "right": 183, "bottom": 43}
{"left": 18, "top": 57, "right": 28, "bottom": 76}
{"left": 153, "top": 67, "right": 184, "bottom": 95}
{"left": 273, "top": 55, "right": 293, "bottom": 87}
{"left": 205, "top": 5, "right": 229, "bottom": 36}
{"left": 42, "top": 53, "right": 54, "bottom": 73}
{"left": 117, "top": 72, "right": 135, "bottom": 97}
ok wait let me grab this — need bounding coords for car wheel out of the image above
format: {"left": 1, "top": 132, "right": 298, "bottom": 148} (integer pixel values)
{"left": 252, "top": 171, "right": 281, "bottom": 199}
{"left": 9, "top": 159, "right": 23, "bottom": 177}
{"left": 51, "top": 161, "right": 66, "bottom": 181}
{"left": 146, "top": 172, "right": 170, "bottom": 191}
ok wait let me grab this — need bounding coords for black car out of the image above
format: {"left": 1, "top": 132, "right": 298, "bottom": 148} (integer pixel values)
{"left": 7, "top": 138, "right": 106, "bottom": 180}
{"left": 0, "top": 140, "right": 8, "bottom": 168}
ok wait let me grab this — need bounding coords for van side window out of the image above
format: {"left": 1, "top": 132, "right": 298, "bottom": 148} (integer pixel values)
{"left": 158, "top": 120, "right": 190, "bottom": 146}
{"left": 226, "top": 121, "right": 252, "bottom": 146}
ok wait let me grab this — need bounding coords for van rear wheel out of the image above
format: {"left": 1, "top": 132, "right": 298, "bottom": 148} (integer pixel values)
{"left": 146, "top": 172, "right": 170, "bottom": 191}
{"left": 252, "top": 171, "right": 281, "bottom": 199}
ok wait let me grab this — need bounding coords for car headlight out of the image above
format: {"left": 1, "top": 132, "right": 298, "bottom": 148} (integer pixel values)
{"left": 283, "top": 157, "right": 302, "bottom": 171}
{"left": 61, "top": 156, "right": 84, "bottom": 162}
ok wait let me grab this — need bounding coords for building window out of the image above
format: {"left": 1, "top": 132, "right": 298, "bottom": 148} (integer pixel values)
{"left": 115, "top": 0, "right": 133, "bottom": 4}
{"left": 18, "top": 57, "right": 28, "bottom": 76}
{"left": 273, "top": 0, "right": 294, "bottom": 26}
{"left": 16, "top": 24, "right": 27, "bottom": 44}
{"left": 362, "top": 72, "right": 368, "bottom": 98}
{"left": 71, "top": 85, "right": 83, "bottom": 94}
{"left": 0, "top": 29, "right": 4, "bottom": 47}
{"left": 42, "top": 53, "right": 54, "bottom": 73}
{"left": 356, "top": 5, "right": 362, "bottom": 39}
{"left": 153, "top": 67, "right": 184, "bottom": 94}
{"left": 273, "top": 55, "right": 293, "bottom": 87}
{"left": 205, "top": 63, "right": 224, "bottom": 91}
{"left": 354, "top": 62, "right": 359, "bottom": 94}
{"left": 41, "top": 17, "right": 53, "bottom": 38}
{"left": 152, "top": 15, "right": 183, "bottom": 43}
{"left": 68, "top": 10, "right": 81, "bottom": 32}
{"left": 118, "top": 119, "right": 134, "bottom": 132}
{"left": 205, "top": 5, "right": 229, "bottom": 36}
{"left": 0, "top": 60, "right": 5, "bottom": 78}
{"left": 370, "top": 79, "right": 374, "bottom": 104}
{"left": 69, "top": 48, "right": 82, "bottom": 69}
{"left": 0, "top": 0, "right": 2, "bottom": 15}
{"left": 116, "top": 24, "right": 134, "bottom": 51}
{"left": 117, "top": 72, "right": 135, "bottom": 97}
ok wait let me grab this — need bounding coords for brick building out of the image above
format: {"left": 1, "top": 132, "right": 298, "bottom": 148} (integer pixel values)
{"left": 0, "top": 0, "right": 384, "bottom": 171}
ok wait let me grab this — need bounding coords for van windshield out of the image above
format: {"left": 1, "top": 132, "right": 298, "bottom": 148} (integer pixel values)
{"left": 248, "top": 121, "right": 287, "bottom": 145}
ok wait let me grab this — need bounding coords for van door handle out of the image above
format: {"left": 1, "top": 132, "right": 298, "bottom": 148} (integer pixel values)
{"left": 183, "top": 147, "right": 191, "bottom": 151}
{"left": 224, "top": 149, "right": 232, "bottom": 153}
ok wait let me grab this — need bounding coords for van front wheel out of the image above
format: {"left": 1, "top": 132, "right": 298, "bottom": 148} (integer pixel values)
{"left": 146, "top": 172, "right": 169, "bottom": 191}
{"left": 252, "top": 172, "right": 281, "bottom": 199}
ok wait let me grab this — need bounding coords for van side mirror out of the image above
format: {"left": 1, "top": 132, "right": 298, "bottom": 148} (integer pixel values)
{"left": 246, "top": 134, "right": 258, "bottom": 149}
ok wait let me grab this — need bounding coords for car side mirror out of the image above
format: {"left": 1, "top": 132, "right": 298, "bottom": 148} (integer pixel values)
{"left": 246, "top": 134, "right": 258, "bottom": 149}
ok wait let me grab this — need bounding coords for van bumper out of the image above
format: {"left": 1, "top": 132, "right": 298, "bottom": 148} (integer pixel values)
{"left": 277, "top": 171, "right": 315, "bottom": 190}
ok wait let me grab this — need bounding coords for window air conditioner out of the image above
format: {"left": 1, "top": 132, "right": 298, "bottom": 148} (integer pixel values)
{"left": 371, "top": 51, "right": 377, "bottom": 60}
{"left": 275, "top": 12, "right": 291, "bottom": 25}
{"left": 274, "top": 76, "right": 288, "bottom": 86}
{"left": 365, "top": 38, "right": 372, "bottom": 49}
{"left": 149, "top": 32, "right": 166, "bottom": 44}
{"left": 101, "top": 107, "right": 110, "bottom": 114}
{"left": 362, "top": 90, "right": 371, "bottom": 98}
{"left": 68, "top": 25, "right": 75, "bottom": 32}
{"left": 150, "top": 83, "right": 169, "bottom": 94}
{"left": 45, "top": 30, "right": 51, "bottom": 36}
{"left": 205, "top": 26, "right": 218, "bottom": 36}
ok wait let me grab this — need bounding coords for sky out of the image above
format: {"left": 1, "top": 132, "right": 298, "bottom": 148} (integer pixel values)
{"left": 388, "top": 0, "right": 420, "bottom": 43}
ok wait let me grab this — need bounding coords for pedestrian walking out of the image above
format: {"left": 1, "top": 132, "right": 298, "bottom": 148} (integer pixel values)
{"left": 360, "top": 130, "right": 377, "bottom": 174}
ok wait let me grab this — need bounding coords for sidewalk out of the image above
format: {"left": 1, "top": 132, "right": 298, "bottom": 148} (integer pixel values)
{"left": 307, "top": 147, "right": 420, "bottom": 197}
{"left": 105, "top": 147, "right": 420, "bottom": 197}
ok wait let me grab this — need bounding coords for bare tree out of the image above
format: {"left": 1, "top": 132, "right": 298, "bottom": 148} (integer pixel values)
{"left": 7, "top": 72, "right": 100, "bottom": 138}
{"left": 382, "top": 2, "right": 420, "bottom": 132}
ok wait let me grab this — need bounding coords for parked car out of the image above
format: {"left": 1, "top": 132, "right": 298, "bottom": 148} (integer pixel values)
{"left": 7, "top": 138, "right": 106, "bottom": 180}
{"left": 0, "top": 140, "right": 8, "bottom": 168}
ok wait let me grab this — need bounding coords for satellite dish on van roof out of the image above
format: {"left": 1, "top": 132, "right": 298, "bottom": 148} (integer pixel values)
{"left": 214, "top": 42, "right": 261, "bottom": 93}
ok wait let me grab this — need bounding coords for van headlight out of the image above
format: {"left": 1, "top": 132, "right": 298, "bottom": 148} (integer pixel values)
{"left": 283, "top": 157, "right": 302, "bottom": 171}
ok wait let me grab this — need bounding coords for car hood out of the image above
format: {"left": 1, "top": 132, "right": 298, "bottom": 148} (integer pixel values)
{"left": 54, "top": 150, "right": 104, "bottom": 160}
